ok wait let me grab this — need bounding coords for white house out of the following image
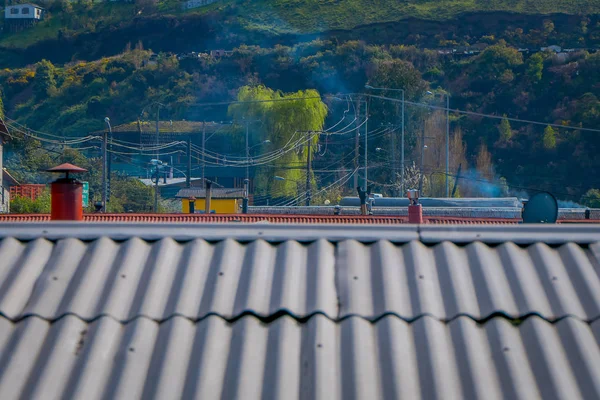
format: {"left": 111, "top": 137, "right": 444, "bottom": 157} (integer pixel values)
{"left": 5, "top": 4, "right": 44, "bottom": 20}
{"left": 182, "top": 0, "right": 216, "bottom": 10}
{"left": 541, "top": 45, "right": 562, "bottom": 53}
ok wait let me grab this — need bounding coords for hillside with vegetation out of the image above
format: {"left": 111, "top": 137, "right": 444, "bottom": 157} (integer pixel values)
{"left": 1, "top": 0, "right": 600, "bottom": 208}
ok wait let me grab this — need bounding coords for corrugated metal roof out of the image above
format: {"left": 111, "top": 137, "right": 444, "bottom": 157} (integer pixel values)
{"left": 1, "top": 224, "right": 600, "bottom": 399}
{"left": 1, "top": 233, "right": 600, "bottom": 321}
{"left": 0, "top": 314, "right": 599, "bottom": 400}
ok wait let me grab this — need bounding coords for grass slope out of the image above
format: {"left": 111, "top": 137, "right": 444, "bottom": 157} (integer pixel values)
{"left": 1, "top": 0, "right": 599, "bottom": 50}
{"left": 0, "top": 3, "right": 135, "bottom": 49}
{"left": 236, "top": 0, "right": 600, "bottom": 33}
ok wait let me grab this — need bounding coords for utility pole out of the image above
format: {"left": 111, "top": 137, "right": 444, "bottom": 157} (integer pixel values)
{"left": 364, "top": 100, "right": 368, "bottom": 192}
{"left": 419, "top": 124, "right": 425, "bottom": 194}
{"left": 154, "top": 163, "right": 159, "bottom": 213}
{"left": 101, "top": 127, "right": 107, "bottom": 211}
{"left": 107, "top": 127, "right": 112, "bottom": 198}
{"left": 391, "top": 121, "right": 396, "bottom": 197}
{"left": 155, "top": 104, "right": 160, "bottom": 161}
{"left": 201, "top": 121, "right": 206, "bottom": 188}
{"left": 154, "top": 105, "right": 160, "bottom": 213}
{"left": 306, "top": 131, "right": 312, "bottom": 206}
{"left": 103, "top": 117, "right": 112, "bottom": 211}
{"left": 401, "top": 89, "right": 405, "bottom": 197}
{"left": 245, "top": 120, "right": 249, "bottom": 184}
{"left": 186, "top": 134, "right": 191, "bottom": 188}
{"left": 354, "top": 100, "right": 360, "bottom": 189}
{"left": 445, "top": 94, "right": 450, "bottom": 197}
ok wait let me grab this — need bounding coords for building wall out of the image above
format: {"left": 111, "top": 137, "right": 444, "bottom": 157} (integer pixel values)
{"left": 181, "top": 198, "right": 239, "bottom": 214}
{"left": 1, "top": 187, "right": 9, "bottom": 213}
{"left": 5, "top": 5, "right": 43, "bottom": 20}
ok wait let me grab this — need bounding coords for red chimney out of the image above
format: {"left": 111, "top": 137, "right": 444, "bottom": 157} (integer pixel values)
{"left": 407, "top": 189, "right": 423, "bottom": 224}
{"left": 46, "top": 163, "right": 87, "bottom": 221}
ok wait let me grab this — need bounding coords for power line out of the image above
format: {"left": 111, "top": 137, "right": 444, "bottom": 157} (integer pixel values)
{"left": 363, "top": 93, "right": 600, "bottom": 133}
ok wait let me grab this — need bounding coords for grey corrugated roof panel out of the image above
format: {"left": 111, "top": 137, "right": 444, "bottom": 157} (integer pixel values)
{"left": 2, "top": 236, "right": 600, "bottom": 321}
{"left": 1, "top": 223, "right": 600, "bottom": 244}
{"left": 336, "top": 240, "right": 600, "bottom": 320}
{"left": 419, "top": 224, "right": 600, "bottom": 244}
{"left": 1, "top": 314, "right": 599, "bottom": 400}
{"left": 0, "top": 238, "right": 338, "bottom": 321}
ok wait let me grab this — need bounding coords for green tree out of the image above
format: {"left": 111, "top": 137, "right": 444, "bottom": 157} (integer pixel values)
{"left": 478, "top": 40, "right": 524, "bottom": 76}
{"left": 543, "top": 19, "right": 555, "bottom": 35}
{"left": 228, "top": 85, "right": 328, "bottom": 200}
{"left": 543, "top": 125, "right": 557, "bottom": 149}
{"left": 366, "top": 59, "right": 428, "bottom": 98}
{"left": 34, "top": 60, "right": 57, "bottom": 97}
{"left": 110, "top": 177, "right": 156, "bottom": 212}
{"left": 498, "top": 115, "right": 513, "bottom": 141}
{"left": 527, "top": 53, "right": 544, "bottom": 82}
{"left": 581, "top": 189, "right": 600, "bottom": 208}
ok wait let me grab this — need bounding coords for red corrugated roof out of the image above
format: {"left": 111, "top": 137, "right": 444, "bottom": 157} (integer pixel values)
{"left": 0, "top": 213, "right": 523, "bottom": 224}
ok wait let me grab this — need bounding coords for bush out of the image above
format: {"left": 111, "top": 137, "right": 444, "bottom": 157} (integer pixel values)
{"left": 10, "top": 191, "right": 51, "bottom": 213}
{"left": 581, "top": 189, "right": 600, "bottom": 208}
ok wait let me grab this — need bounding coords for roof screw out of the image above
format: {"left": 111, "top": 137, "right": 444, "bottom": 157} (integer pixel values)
{"left": 218, "top": 272, "right": 224, "bottom": 276}
{"left": 419, "top": 275, "right": 424, "bottom": 279}
{"left": 121, "top": 274, "right": 126, "bottom": 278}
{"left": 353, "top": 276, "right": 358, "bottom": 280}
{"left": 503, "top": 347, "right": 510, "bottom": 352}
{"left": 52, "top": 276, "right": 58, "bottom": 281}
{"left": 552, "top": 276, "right": 558, "bottom": 281}
{"left": 129, "top": 347, "right": 135, "bottom": 352}
{"left": 317, "top": 343, "right": 323, "bottom": 348}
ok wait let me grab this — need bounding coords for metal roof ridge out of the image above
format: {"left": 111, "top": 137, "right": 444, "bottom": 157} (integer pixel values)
{"left": 0, "top": 223, "right": 599, "bottom": 244}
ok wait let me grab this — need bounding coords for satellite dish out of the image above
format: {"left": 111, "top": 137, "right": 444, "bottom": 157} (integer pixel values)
{"left": 522, "top": 192, "right": 558, "bottom": 223}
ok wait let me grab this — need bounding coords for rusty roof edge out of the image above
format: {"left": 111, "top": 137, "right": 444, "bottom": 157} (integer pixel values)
{"left": 0, "top": 223, "right": 599, "bottom": 244}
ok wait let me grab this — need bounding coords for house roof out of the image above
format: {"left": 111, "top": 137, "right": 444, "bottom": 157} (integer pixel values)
{"left": 0, "top": 223, "right": 599, "bottom": 398}
{"left": 139, "top": 177, "right": 202, "bottom": 187}
{"left": 2, "top": 169, "right": 19, "bottom": 186}
{"left": 176, "top": 187, "right": 246, "bottom": 199}
{"left": 7, "top": 3, "right": 44, "bottom": 8}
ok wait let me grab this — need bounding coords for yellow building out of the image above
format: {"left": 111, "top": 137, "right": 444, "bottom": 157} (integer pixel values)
{"left": 176, "top": 188, "right": 245, "bottom": 214}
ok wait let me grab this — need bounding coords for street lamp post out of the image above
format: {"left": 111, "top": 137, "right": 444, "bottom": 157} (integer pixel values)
{"left": 150, "top": 159, "right": 163, "bottom": 213}
{"left": 365, "top": 85, "right": 405, "bottom": 196}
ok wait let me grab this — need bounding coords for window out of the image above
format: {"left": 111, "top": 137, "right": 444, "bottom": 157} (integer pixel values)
{"left": 22, "top": 7, "right": 29, "bottom": 14}
{"left": 36, "top": 9, "right": 41, "bottom": 16}
{"left": 10, "top": 8, "right": 18, "bottom": 14}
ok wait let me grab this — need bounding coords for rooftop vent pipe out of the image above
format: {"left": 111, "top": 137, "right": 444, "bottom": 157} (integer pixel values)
{"left": 205, "top": 180, "right": 212, "bottom": 214}
{"left": 407, "top": 189, "right": 423, "bottom": 224}
{"left": 46, "top": 163, "right": 87, "bottom": 221}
